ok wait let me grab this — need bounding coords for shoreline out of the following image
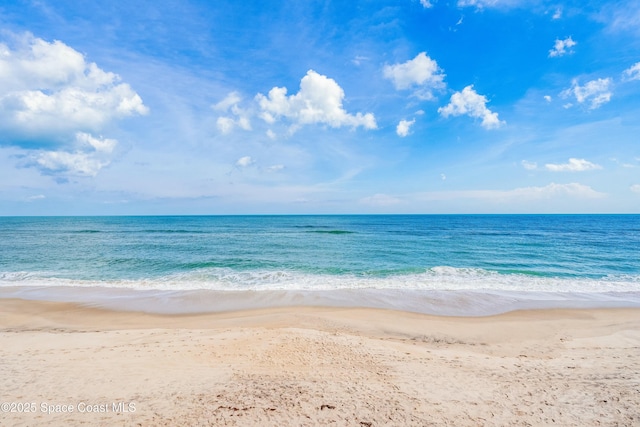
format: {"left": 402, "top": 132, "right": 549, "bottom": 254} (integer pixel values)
{"left": 3, "top": 285, "right": 640, "bottom": 317}
{"left": 1, "top": 298, "right": 639, "bottom": 426}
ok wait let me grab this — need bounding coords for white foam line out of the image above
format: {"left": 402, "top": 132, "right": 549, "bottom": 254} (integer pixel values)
{"left": 1, "top": 270, "right": 639, "bottom": 293}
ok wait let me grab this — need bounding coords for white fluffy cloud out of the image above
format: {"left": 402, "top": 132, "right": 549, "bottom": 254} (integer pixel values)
{"left": 256, "top": 70, "right": 376, "bottom": 131}
{"left": 0, "top": 34, "right": 147, "bottom": 178}
{"left": 34, "top": 132, "right": 117, "bottom": 177}
{"left": 521, "top": 160, "right": 538, "bottom": 170}
{"left": 622, "top": 62, "right": 640, "bottom": 81}
{"left": 383, "top": 52, "right": 445, "bottom": 100}
{"left": 545, "top": 158, "right": 602, "bottom": 172}
{"left": 438, "top": 85, "right": 504, "bottom": 129}
{"left": 0, "top": 34, "right": 147, "bottom": 141}
{"left": 549, "top": 37, "right": 576, "bottom": 57}
{"left": 214, "top": 92, "right": 251, "bottom": 134}
{"left": 396, "top": 119, "right": 415, "bottom": 137}
{"left": 630, "top": 184, "right": 640, "bottom": 194}
{"left": 560, "top": 78, "right": 612, "bottom": 110}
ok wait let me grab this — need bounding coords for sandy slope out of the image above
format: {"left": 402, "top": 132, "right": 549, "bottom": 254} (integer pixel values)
{"left": 0, "top": 299, "right": 639, "bottom": 426}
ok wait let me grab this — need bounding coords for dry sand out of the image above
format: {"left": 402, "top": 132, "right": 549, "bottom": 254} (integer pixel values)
{"left": 0, "top": 299, "right": 639, "bottom": 426}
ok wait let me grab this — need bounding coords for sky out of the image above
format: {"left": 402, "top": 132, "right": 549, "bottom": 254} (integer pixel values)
{"left": 0, "top": 0, "right": 639, "bottom": 215}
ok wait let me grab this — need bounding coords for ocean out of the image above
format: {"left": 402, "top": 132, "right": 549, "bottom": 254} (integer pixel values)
{"left": 1, "top": 215, "right": 639, "bottom": 316}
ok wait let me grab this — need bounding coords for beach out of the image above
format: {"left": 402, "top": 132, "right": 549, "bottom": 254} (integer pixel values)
{"left": 1, "top": 299, "right": 639, "bottom": 426}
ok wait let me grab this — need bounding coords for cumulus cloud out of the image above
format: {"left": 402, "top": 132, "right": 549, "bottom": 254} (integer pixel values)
{"left": 420, "top": 0, "right": 434, "bottom": 8}
{"left": 0, "top": 34, "right": 147, "bottom": 142}
{"left": 622, "top": 62, "right": 640, "bottom": 81}
{"left": 396, "top": 119, "right": 415, "bottom": 137}
{"left": 549, "top": 37, "right": 576, "bottom": 57}
{"left": 545, "top": 158, "right": 602, "bottom": 172}
{"left": 33, "top": 132, "right": 118, "bottom": 177}
{"left": 631, "top": 184, "right": 640, "bottom": 194}
{"left": 256, "top": 70, "right": 376, "bottom": 131}
{"left": 521, "top": 160, "right": 538, "bottom": 170}
{"left": 214, "top": 92, "right": 251, "bottom": 134}
{"left": 383, "top": 52, "right": 445, "bottom": 100}
{"left": 35, "top": 151, "right": 104, "bottom": 177}
{"left": 560, "top": 78, "right": 612, "bottom": 110}
{"left": 0, "top": 34, "right": 147, "bottom": 178}
{"left": 438, "top": 85, "right": 504, "bottom": 129}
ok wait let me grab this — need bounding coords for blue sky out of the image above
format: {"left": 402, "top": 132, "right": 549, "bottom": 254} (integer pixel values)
{"left": 0, "top": 0, "right": 639, "bottom": 214}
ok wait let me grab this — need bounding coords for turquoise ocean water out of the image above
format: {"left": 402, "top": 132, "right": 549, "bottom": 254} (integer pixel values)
{"left": 1, "top": 215, "right": 639, "bottom": 315}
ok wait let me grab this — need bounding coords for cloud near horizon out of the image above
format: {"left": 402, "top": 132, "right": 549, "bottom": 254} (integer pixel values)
{"left": 361, "top": 182, "right": 605, "bottom": 210}
{"left": 417, "top": 182, "right": 605, "bottom": 202}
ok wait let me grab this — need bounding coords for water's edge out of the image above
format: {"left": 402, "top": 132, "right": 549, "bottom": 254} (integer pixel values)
{"left": 2, "top": 286, "right": 639, "bottom": 317}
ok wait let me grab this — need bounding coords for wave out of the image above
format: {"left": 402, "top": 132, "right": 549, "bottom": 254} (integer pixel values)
{"left": 1, "top": 267, "right": 639, "bottom": 294}
{"left": 305, "top": 230, "right": 355, "bottom": 235}
{"left": 70, "top": 229, "right": 210, "bottom": 234}
{"left": 138, "top": 229, "right": 209, "bottom": 234}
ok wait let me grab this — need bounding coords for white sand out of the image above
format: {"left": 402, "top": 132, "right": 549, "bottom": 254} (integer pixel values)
{"left": 1, "top": 299, "right": 639, "bottom": 426}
